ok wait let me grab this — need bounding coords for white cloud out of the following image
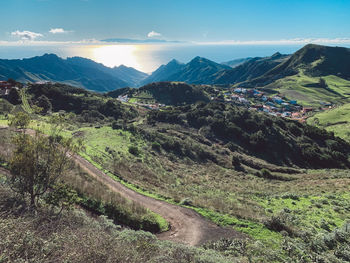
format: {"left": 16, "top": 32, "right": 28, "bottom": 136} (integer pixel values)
{"left": 49, "top": 28, "right": 67, "bottom": 34}
{"left": 147, "top": 31, "right": 161, "bottom": 38}
{"left": 0, "top": 38, "right": 102, "bottom": 46}
{"left": 11, "top": 30, "right": 43, "bottom": 41}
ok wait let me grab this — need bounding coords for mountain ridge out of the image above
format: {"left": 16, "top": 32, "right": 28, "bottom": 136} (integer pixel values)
{"left": 0, "top": 54, "right": 147, "bottom": 92}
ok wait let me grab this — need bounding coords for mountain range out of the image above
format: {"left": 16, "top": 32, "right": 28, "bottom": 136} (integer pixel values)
{"left": 0, "top": 54, "right": 147, "bottom": 92}
{"left": 1, "top": 44, "right": 349, "bottom": 103}
{"left": 142, "top": 53, "right": 290, "bottom": 85}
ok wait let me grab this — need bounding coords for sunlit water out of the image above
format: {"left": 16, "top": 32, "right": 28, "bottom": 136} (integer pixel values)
{"left": 0, "top": 43, "right": 348, "bottom": 73}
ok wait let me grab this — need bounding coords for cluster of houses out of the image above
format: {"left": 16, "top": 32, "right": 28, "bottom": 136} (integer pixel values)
{"left": 213, "top": 87, "right": 320, "bottom": 122}
{"left": 0, "top": 81, "right": 19, "bottom": 97}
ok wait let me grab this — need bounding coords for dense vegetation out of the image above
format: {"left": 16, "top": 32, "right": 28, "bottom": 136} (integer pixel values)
{"left": 26, "top": 83, "right": 138, "bottom": 121}
{"left": 109, "top": 82, "right": 210, "bottom": 106}
{"left": 147, "top": 102, "right": 350, "bottom": 168}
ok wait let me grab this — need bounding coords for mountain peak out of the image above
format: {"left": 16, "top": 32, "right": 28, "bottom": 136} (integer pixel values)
{"left": 40, "top": 53, "right": 60, "bottom": 60}
{"left": 168, "top": 59, "right": 182, "bottom": 65}
{"left": 271, "top": 52, "right": 282, "bottom": 58}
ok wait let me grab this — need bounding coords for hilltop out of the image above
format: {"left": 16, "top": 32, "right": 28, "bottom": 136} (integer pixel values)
{"left": 108, "top": 81, "right": 210, "bottom": 106}
{"left": 140, "top": 59, "right": 185, "bottom": 85}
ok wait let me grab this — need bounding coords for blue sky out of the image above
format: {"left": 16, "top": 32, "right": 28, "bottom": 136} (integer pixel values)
{"left": 1, "top": 0, "right": 350, "bottom": 43}
{"left": 0, "top": 0, "right": 350, "bottom": 72}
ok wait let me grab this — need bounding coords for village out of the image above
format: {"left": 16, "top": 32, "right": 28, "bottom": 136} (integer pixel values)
{"left": 212, "top": 87, "right": 317, "bottom": 122}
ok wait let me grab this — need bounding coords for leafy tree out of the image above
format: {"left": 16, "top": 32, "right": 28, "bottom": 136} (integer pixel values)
{"left": 9, "top": 112, "right": 31, "bottom": 130}
{"left": 8, "top": 113, "right": 78, "bottom": 209}
{"left": 36, "top": 94, "right": 52, "bottom": 114}
{"left": 44, "top": 183, "right": 80, "bottom": 215}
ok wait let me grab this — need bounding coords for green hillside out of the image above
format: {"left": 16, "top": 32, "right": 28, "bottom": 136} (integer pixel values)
{"left": 308, "top": 103, "right": 350, "bottom": 142}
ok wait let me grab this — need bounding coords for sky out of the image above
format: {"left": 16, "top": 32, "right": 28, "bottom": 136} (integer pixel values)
{"left": 1, "top": 0, "right": 350, "bottom": 72}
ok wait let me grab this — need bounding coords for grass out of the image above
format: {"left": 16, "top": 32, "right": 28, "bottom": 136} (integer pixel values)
{"left": 257, "top": 192, "right": 350, "bottom": 233}
{"left": 308, "top": 103, "right": 350, "bottom": 142}
{"left": 19, "top": 88, "right": 33, "bottom": 114}
{"left": 192, "top": 207, "right": 282, "bottom": 246}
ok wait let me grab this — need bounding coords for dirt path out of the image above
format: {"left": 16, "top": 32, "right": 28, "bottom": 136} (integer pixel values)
{"left": 0, "top": 125, "right": 244, "bottom": 246}
{"left": 72, "top": 154, "right": 244, "bottom": 246}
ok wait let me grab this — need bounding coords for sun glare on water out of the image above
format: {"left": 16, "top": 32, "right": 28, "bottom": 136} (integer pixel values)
{"left": 92, "top": 45, "right": 140, "bottom": 69}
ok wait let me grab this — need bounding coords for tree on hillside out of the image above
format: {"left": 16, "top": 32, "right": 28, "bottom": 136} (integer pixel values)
{"left": 9, "top": 112, "right": 30, "bottom": 130}
{"left": 35, "top": 95, "right": 52, "bottom": 114}
{"left": 8, "top": 113, "right": 78, "bottom": 209}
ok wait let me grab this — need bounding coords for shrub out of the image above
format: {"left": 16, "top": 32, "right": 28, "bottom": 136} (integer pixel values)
{"left": 264, "top": 213, "right": 295, "bottom": 236}
{"left": 128, "top": 145, "right": 140, "bottom": 156}
{"left": 260, "top": 169, "right": 272, "bottom": 179}
{"left": 180, "top": 198, "right": 193, "bottom": 206}
{"left": 231, "top": 155, "right": 241, "bottom": 169}
{"left": 111, "top": 120, "right": 123, "bottom": 130}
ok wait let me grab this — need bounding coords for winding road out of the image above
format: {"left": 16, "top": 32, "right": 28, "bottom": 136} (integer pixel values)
{"left": 72, "top": 154, "right": 243, "bottom": 246}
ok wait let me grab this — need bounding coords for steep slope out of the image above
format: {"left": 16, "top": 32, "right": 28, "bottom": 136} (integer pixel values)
{"left": 167, "top": 57, "right": 231, "bottom": 84}
{"left": 211, "top": 53, "right": 290, "bottom": 84}
{"left": 0, "top": 54, "right": 146, "bottom": 92}
{"left": 140, "top": 59, "right": 185, "bottom": 85}
{"left": 243, "top": 44, "right": 350, "bottom": 88}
